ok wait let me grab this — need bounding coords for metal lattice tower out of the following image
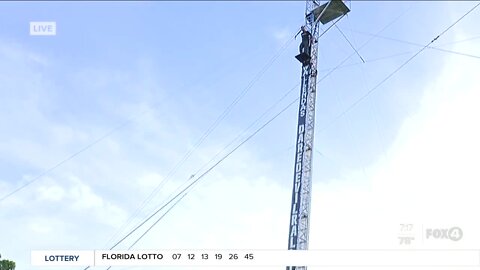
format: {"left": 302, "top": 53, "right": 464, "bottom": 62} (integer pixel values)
{"left": 287, "top": 1, "right": 350, "bottom": 269}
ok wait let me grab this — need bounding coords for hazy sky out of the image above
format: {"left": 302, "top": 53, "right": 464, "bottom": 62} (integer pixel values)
{"left": 1, "top": 1, "right": 480, "bottom": 270}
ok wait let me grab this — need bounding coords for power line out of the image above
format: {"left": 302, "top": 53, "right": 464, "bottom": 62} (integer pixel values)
{"left": 100, "top": 81, "right": 301, "bottom": 264}
{"left": 127, "top": 193, "right": 187, "bottom": 250}
{"left": 95, "top": 9, "right": 419, "bottom": 266}
{"left": 316, "top": 4, "right": 413, "bottom": 85}
{"left": 318, "top": 32, "right": 480, "bottom": 74}
{"left": 102, "top": 18, "right": 349, "bottom": 251}
{"left": 124, "top": 97, "right": 298, "bottom": 261}
{"left": 105, "top": 97, "right": 300, "bottom": 269}
{"left": 318, "top": 51, "right": 412, "bottom": 72}
{"left": 101, "top": 81, "right": 300, "bottom": 260}
{"left": 191, "top": 82, "right": 300, "bottom": 178}
{"left": 81, "top": 95, "right": 300, "bottom": 270}
{"left": 0, "top": 17, "right": 294, "bottom": 205}
{"left": 347, "top": 29, "right": 480, "bottom": 60}
{"left": 101, "top": 20, "right": 353, "bottom": 257}
{"left": 103, "top": 80, "right": 298, "bottom": 255}
{"left": 438, "top": 35, "right": 480, "bottom": 46}
{"left": 86, "top": 8, "right": 416, "bottom": 266}
{"left": 81, "top": 5, "right": 415, "bottom": 269}
{"left": 0, "top": 110, "right": 142, "bottom": 203}
{"left": 0, "top": 32, "right": 271, "bottom": 205}
{"left": 103, "top": 30, "right": 298, "bottom": 249}
{"left": 318, "top": 2, "right": 480, "bottom": 133}
{"left": 92, "top": 7, "right": 478, "bottom": 270}
{"left": 285, "top": 3, "right": 480, "bottom": 188}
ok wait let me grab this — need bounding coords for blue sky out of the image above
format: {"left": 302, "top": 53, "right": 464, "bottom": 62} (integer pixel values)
{"left": 1, "top": 1, "right": 480, "bottom": 270}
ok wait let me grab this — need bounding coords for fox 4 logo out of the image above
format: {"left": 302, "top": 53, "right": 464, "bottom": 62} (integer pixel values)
{"left": 426, "top": 227, "right": 463, "bottom": 241}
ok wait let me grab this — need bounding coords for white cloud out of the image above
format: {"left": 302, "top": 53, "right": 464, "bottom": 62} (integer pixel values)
{"left": 272, "top": 27, "right": 294, "bottom": 47}
{"left": 70, "top": 177, "right": 104, "bottom": 210}
{"left": 37, "top": 183, "right": 66, "bottom": 202}
{"left": 28, "top": 218, "right": 56, "bottom": 235}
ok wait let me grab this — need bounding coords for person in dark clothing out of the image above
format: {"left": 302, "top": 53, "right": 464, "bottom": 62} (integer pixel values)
{"left": 299, "top": 26, "right": 311, "bottom": 57}
{"left": 295, "top": 26, "right": 312, "bottom": 65}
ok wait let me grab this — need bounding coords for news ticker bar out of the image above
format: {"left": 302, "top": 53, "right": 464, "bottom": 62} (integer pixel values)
{"left": 32, "top": 249, "right": 480, "bottom": 267}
